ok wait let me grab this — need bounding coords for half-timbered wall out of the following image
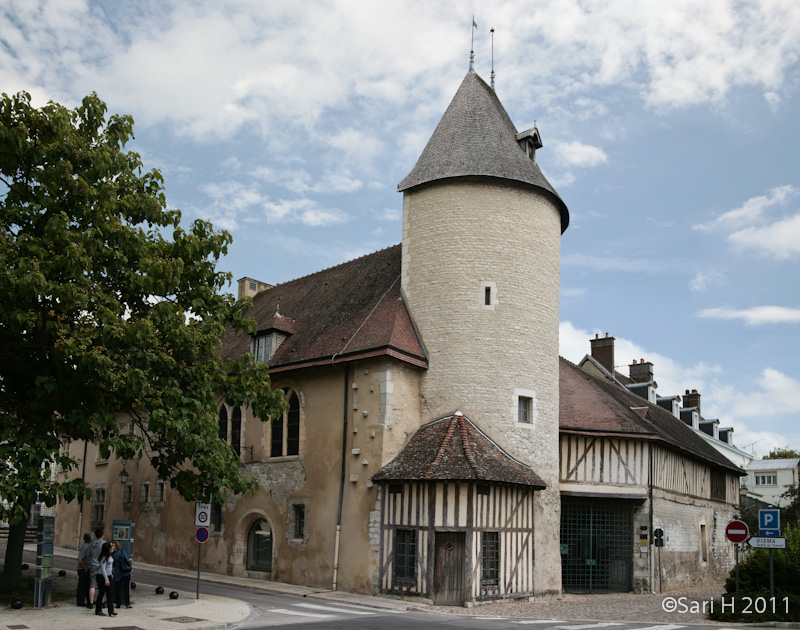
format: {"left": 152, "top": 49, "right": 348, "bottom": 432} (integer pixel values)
{"left": 560, "top": 435, "right": 648, "bottom": 487}
{"left": 378, "top": 482, "right": 537, "bottom": 603}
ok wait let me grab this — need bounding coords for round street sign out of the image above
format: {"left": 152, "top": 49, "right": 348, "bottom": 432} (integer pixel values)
{"left": 726, "top": 519, "right": 749, "bottom": 543}
{"left": 195, "top": 526, "right": 209, "bottom": 544}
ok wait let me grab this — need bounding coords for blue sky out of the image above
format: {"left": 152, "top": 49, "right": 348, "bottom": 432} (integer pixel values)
{"left": 3, "top": 0, "right": 799, "bottom": 457}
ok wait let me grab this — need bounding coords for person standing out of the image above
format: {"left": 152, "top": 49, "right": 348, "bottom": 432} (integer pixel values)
{"left": 76, "top": 532, "right": 93, "bottom": 606}
{"left": 87, "top": 528, "right": 105, "bottom": 609}
{"left": 94, "top": 541, "right": 117, "bottom": 616}
{"left": 111, "top": 540, "right": 132, "bottom": 608}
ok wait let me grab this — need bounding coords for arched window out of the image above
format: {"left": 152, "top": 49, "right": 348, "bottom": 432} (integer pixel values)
{"left": 218, "top": 406, "right": 228, "bottom": 442}
{"left": 231, "top": 407, "right": 242, "bottom": 455}
{"left": 247, "top": 519, "right": 272, "bottom": 572}
{"left": 271, "top": 389, "right": 300, "bottom": 458}
{"left": 219, "top": 405, "right": 244, "bottom": 458}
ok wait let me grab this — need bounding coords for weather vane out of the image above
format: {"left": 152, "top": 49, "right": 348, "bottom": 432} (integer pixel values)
{"left": 470, "top": 15, "right": 477, "bottom": 72}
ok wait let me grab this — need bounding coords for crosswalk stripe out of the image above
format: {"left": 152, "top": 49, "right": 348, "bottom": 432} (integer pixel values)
{"left": 296, "top": 603, "right": 376, "bottom": 615}
{"left": 270, "top": 608, "right": 335, "bottom": 619}
{"left": 557, "top": 623, "right": 624, "bottom": 629}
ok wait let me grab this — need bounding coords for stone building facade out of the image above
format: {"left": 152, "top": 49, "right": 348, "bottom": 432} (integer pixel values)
{"left": 54, "top": 68, "right": 741, "bottom": 603}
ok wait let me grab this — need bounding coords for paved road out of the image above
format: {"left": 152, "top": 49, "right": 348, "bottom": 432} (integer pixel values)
{"left": 17, "top": 546, "right": 752, "bottom": 630}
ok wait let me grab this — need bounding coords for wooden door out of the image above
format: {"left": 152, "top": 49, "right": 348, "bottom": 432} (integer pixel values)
{"left": 433, "top": 531, "right": 466, "bottom": 605}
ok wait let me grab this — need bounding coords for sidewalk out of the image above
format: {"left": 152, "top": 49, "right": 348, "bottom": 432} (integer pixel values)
{"left": 1, "top": 544, "right": 413, "bottom": 630}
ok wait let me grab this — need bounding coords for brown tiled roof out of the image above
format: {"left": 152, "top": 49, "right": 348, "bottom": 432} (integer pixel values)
{"left": 560, "top": 357, "right": 743, "bottom": 473}
{"left": 398, "top": 71, "right": 568, "bottom": 233}
{"left": 221, "top": 245, "right": 427, "bottom": 372}
{"left": 372, "top": 413, "right": 547, "bottom": 488}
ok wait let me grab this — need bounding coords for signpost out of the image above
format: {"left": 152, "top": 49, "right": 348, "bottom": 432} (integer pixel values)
{"left": 194, "top": 502, "right": 211, "bottom": 600}
{"left": 653, "top": 528, "right": 665, "bottom": 594}
{"left": 758, "top": 509, "right": 782, "bottom": 598}
{"left": 726, "top": 519, "right": 749, "bottom": 593}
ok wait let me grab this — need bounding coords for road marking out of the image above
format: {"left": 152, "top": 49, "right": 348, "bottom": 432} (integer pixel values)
{"left": 632, "top": 625, "right": 686, "bottom": 630}
{"left": 515, "top": 622, "right": 568, "bottom": 625}
{"left": 296, "top": 603, "right": 376, "bottom": 615}
{"left": 557, "top": 623, "right": 624, "bottom": 629}
{"left": 270, "top": 608, "right": 335, "bottom": 619}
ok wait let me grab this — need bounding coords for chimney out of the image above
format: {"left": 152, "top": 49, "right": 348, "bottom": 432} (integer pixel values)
{"left": 683, "top": 389, "right": 701, "bottom": 416}
{"left": 590, "top": 333, "right": 615, "bottom": 375}
{"left": 238, "top": 277, "right": 273, "bottom": 300}
{"left": 629, "top": 358, "right": 654, "bottom": 383}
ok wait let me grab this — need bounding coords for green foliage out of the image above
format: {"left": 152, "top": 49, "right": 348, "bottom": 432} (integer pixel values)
{"left": 763, "top": 447, "right": 800, "bottom": 460}
{"left": 0, "top": 92, "right": 284, "bottom": 528}
{"left": 721, "top": 525, "right": 800, "bottom": 617}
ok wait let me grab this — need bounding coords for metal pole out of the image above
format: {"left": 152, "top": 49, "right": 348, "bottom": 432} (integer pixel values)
{"left": 735, "top": 543, "right": 739, "bottom": 594}
{"left": 769, "top": 549, "right": 774, "bottom": 598}
{"left": 658, "top": 545, "right": 662, "bottom": 594}
{"left": 196, "top": 540, "right": 201, "bottom": 599}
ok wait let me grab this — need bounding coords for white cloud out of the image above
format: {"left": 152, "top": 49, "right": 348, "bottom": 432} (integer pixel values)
{"left": 696, "top": 306, "right": 800, "bottom": 325}
{"left": 374, "top": 208, "right": 401, "bottom": 222}
{"left": 252, "top": 167, "right": 361, "bottom": 195}
{"left": 689, "top": 270, "right": 726, "bottom": 292}
{"left": 261, "top": 198, "right": 349, "bottom": 227}
{"left": 728, "top": 213, "right": 800, "bottom": 260}
{"left": 764, "top": 91, "right": 782, "bottom": 112}
{"left": 560, "top": 287, "right": 586, "bottom": 299}
{"left": 553, "top": 141, "right": 608, "bottom": 168}
{"left": 693, "top": 185, "right": 797, "bottom": 232}
{"left": 731, "top": 368, "right": 800, "bottom": 417}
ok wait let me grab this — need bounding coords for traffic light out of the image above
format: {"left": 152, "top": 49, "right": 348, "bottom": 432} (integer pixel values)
{"left": 653, "top": 528, "right": 665, "bottom": 547}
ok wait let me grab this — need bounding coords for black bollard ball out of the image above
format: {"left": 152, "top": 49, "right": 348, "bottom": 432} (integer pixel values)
{"left": 155, "top": 586, "right": 164, "bottom": 594}
{"left": 169, "top": 591, "right": 179, "bottom": 600}
{"left": 58, "top": 569, "right": 67, "bottom": 577}
{"left": 12, "top": 600, "right": 23, "bottom": 609}
{"left": 131, "top": 582, "right": 136, "bottom": 590}
{"left": 21, "top": 563, "right": 29, "bottom": 570}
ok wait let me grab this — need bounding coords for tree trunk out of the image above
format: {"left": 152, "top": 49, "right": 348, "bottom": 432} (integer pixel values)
{"left": 2, "top": 514, "right": 29, "bottom": 592}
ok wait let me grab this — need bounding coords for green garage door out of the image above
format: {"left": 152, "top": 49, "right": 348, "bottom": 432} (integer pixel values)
{"left": 561, "top": 500, "right": 633, "bottom": 592}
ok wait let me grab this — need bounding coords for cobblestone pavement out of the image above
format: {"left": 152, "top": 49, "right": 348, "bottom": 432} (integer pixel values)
{"left": 428, "top": 586, "right": 731, "bottom": 625}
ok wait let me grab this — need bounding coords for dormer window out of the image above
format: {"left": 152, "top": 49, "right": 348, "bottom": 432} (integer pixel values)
{"left": 516, "top": 127, "right": 543, "bottom": 163}
{"left": 255, "top": 333, "right": 274, "bottom": 363}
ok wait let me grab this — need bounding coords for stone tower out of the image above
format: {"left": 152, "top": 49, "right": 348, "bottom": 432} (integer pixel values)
{"left": 398, "top": 69, "right": 569, "bottom": 595}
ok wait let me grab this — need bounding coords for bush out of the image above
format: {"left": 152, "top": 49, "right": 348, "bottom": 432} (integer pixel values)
{"left": 714, "top": 525, "right": 800, "bottom": 622}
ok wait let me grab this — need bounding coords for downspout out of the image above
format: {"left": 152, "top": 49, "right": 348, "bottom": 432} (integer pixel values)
{"left": 332, "top": 364, "right": 349, "bottom": 591}
{"left": 77, "top": 441, "right": 88, "bottom": 543}
{"left": 648, "top": 442, "right": 654, "bottom": 594}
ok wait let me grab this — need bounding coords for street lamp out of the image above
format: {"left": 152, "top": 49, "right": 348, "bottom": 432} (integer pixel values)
{"left": 119, "top": 463, "right": 129, "bottom": 485}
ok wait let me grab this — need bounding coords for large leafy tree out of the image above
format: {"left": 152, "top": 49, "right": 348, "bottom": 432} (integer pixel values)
{"left": 763, "top": 447, "right": 800, "bottom": 460}
{"left": 0, "top": 92, "right": 283, "bottom": 590}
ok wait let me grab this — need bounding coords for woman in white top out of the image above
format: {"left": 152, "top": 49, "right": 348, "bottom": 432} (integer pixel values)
{"left": 94, "top": 542, "right": 117, "bottom": 616}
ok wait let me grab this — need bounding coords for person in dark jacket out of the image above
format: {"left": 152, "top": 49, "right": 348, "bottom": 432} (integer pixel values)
{"left": 76, "top": 532, "right": 93, "bottom": 606}
{"left": 111, "top": 540, "right": 132, "bottom": 608}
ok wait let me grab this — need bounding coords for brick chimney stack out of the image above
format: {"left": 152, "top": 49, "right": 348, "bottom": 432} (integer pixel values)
{"left": 590, "top": 333, "right": 615, "bottom": 376}
{"left": 683, "top": 389, "right": 701, "bottom": 416}
{"left": 629, "top": 358, "right": 654, "bottom": 383}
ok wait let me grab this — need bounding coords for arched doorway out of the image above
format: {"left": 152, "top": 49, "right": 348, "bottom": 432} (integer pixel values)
{"left": 247, "top": 518, "right": 273, "bottom": 573}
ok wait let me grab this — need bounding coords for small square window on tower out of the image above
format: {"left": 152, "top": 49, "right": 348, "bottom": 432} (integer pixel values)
{"left": 513, "top": 389, "right": 538, "bottom": 428}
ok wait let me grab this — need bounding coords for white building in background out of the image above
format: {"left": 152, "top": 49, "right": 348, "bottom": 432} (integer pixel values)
{"left": 743, "top": 458, "right": 799, "bottom": 507}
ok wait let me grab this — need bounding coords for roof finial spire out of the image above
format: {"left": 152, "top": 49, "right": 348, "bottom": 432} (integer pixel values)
{"left": 469, "top": 15, "right": 477, "bottom": 72}
{"left": 490, "top": 27, "right": 495, "bottom": 90}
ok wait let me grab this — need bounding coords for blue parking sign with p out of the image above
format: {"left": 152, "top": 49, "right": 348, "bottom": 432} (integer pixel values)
{"left": 759, "top": 509, "right": 780, "bottom": 532}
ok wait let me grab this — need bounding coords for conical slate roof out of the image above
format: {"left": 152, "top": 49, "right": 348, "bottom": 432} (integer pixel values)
{"left": 398, "top": 71, "right": 569, "bottom": 233}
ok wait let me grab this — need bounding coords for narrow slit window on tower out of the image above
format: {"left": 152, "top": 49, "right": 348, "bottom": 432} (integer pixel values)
{"left": 484, "top": 286, "right": 491, "bottom": 306}
{"left": 518, "top": 396, "right": 532, "bottom": 423}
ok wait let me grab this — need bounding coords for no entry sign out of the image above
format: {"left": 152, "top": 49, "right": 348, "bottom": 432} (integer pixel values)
{"left": 726, "top": 520, "right": 749, "bottom": 543}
